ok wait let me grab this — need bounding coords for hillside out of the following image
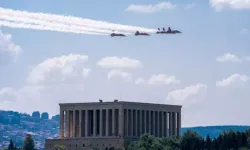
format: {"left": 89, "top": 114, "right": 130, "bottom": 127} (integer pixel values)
{"left": 182, "top": 125, "right": 250, "bottom": 138}
{"left": 0, "top": 110, "right": 250, "bottom": 149}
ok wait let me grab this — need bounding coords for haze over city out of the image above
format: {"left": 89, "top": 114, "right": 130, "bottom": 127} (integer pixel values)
{"left": 0, "top": 0, "right": 250, "bottom": 127}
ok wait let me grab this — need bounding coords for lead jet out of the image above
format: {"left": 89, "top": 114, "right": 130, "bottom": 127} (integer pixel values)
{"left": 110, "top": 31, "right": 126, "bottom": 37}
{"left": 156, "top": 27, "right": 182, "bottom": 34}
{"left": 135, "top": 31, "right": 150, "bottom": 36}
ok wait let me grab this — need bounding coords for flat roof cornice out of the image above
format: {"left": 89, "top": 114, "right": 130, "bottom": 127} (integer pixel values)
{"left": 59, "top": 101, "right": 182, "bottom": 108}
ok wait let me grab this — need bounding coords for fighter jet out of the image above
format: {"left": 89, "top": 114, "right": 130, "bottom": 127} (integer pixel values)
{"left": 135, "top": 31, "right": 150, "bottom": 36}
{"left": 110, "top": 31, "right": 126, "bottom": 37}
{"left": 156, "top": 27, "right": 182, "bottom": 34}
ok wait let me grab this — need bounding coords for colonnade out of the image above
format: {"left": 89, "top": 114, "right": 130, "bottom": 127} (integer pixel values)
{"left": 59, "top": 108, "right": 181, "bottom": 138}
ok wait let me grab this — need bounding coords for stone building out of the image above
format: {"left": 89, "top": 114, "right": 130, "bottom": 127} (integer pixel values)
{"left": 45, "top": 100, "right": 182, "bottom": 150}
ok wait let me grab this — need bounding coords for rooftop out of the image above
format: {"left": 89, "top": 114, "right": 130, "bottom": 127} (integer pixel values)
{"left": 59, "top": 100, "right": 182, "bottom": 108}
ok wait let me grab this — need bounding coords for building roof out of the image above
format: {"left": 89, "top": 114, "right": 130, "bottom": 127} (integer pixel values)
{"left": 59, "top": 100, "right": 182, "bottom": 108}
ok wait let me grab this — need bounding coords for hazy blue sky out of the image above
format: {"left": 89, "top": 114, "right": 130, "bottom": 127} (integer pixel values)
{"left": 0, "top": 0, "right": 250, "bottom": 127}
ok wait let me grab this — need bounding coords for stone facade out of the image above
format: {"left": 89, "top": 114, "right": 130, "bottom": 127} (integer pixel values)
{"left": 45, "top": 100, "right": 182, "bottom": 150}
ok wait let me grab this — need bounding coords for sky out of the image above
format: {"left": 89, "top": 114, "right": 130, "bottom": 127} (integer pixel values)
{"left": 0, "top": 0, "right": 250, "bottom": 127}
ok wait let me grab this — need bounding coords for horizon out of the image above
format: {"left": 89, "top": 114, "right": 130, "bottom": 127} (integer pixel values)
{"left": 2, "top": 108, "right": 250, "bottom": 128}
{"left": 0, "top": 0, "right": 250, "bottom": 127}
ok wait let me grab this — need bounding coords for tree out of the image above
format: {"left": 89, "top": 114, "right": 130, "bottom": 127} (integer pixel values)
{"left": 211, "top": 138, "right": 219, "bottom": 150}
{"left": 51, "top": 114, "right": 60, "bottom": 121}
{"left": 127, "top": 141, "right": 138, "bottom": 150}
{"left": 150, "top": 137, "right": 164, "bottom": 150}
{"left": 54, "top": 144, "right": 66, "bottom": 150}
{"left": 23, "top": 134, "right": 35, "bottom": 150}
{"left": 32, "top": 111, "right": 40, "bottom": 118}
{"left": 136, "top": 134, "right": 156, "bottom": 150}
{"left": 180, "top": 130, "right": 202, "bottom": 150}
{"left": 236, "top": 131, "right": 242, "bottom": 147}
{"left": 247, "top": 137, "right": 250, "bottom": 149}
{"left": 241, "top": 132, "right": 248, "bottom": 147}
{"left": 231, "top": 131, "right": 237, "bottom": 150}
{"left": 217, "top": 134, "right": 223, "bottom": 149}
{"left": 161, "top": 136, "right": 180, "bottom": 150}
{"left": 8, "top": 139, "right": 15, "bottom": 150}
{"left": 108, "top": 147, "right": 115, "bottom": 150}
{"left": 205, "top": 135, "right": 212, "bottom": 150}
{"left": 41, "top": 112, "right": 49, "bottom": 120}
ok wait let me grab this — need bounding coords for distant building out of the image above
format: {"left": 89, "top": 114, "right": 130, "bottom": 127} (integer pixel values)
{"left": 45, "top": 100, "right": 182, "bottom": 150}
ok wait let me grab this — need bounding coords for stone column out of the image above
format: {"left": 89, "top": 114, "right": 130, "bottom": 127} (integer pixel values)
{"left": 85, "top": 110, "right": 88, "bottom": 137}
{"left": 177, "top": 112, "right": 181, "bottom": 137}
{"left": 152, "top": 111, "right": 156, "bottom": 136}
{"left": 140, "top": 110, "right": 142, "bottom": 136}
{"left": 131, "top": 110, "right": 133, "bottom": 136}
{"left": 93, "top": 109, "right": 96, "bottom": 136}
{"left": 60, "top": 110, "right": 64, "bottom": 138}
{"left": 79, "top": 110, "right": 82, "bottom": 137}
{"left": 157, "top": 111, "right": 160, "bottom": 137}
{"left": 165, "top": 112, "right": 168, "bottom": 137}
{"left": 106, "top": 109, "right": 109, "bottom": 136}
{"left": 112, "top": 109, "right": 115, "bottom": 136}
{"left": 149, "top": 111, "right": 151, "bottom": 135}
{"left": 66, "top": 110, "right": 70, "bottom": 137}
{"left": 135, "top": 110, "right": 138, "bottom": 137}
{"left": 100, "top": 109, "right": 103, "bottom": 137}
{"left": 162, "top": 111, "right": 164, "bottom": 137}
{"left": 168, "top": 112, "right": 172, "bottom": 136}
{"left": 144, "top": 111, "right": 147, "bottom": 134}
{"left": 70, "top": 111, "right": 73, "bottom": 137}
{"left": 172, "top": 112, "right": 176, "bottom": 136}
{"left": 118, "top": 108, "right": 124, "bottom": 137}
{"left": 126, "top": 109, "right": 129, "bottom": 136}
{"left": 72, "top": 110, "right": 76, "bottom": 137}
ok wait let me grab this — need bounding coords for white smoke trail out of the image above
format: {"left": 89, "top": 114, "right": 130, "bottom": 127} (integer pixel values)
{"left": 0, "top": 7, "right": 157, "bottom": 35}
{"left": 0, "top": 20, "right": 106, "bottom": 35}
{"left": 0, "top": 9, "right": 113, "bottom": 34}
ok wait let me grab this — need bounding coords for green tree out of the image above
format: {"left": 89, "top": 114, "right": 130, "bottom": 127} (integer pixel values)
{"left": 247, "top": 137, "right": 250, "bottom": 149}
{"left": 136, "top": 134, "right": 156, "bottom": 150}
{"left": 8, "top": 139, "right": 15, "bottom": 150}
{"left": 31, "top": 111, "right": 40, "bottom": 118}
{"left": 180, "top": 130, "right": 202, "bottom": 150}
{"left": 236, "top": 131, "right": 242, "bottom": 147}
{"left": 150, "top": 137, "right": 163, "bottom": 150}
{"left": 13, "top": 145, "right": 17, "bottom": 150}
{"left": 205, "top": 135, "right": 212, "bottom": 150}
{"left": 127, "top": 141, "right": 138, "bottom": 150}
{"left": 211, "top": 138, "right": 219, "bottom": 150}
{"left": 217, "top": 134, "right": 223, "bottom": 149}
{"left": 160, "top": 136, "right": 180, "bottom": 150}
{"left": 41, "top": 112, "right": 49, "bottom": 120}
{"left": 23, "top": 134, "right": 35, "bottom": 150}
{"left": 108, "top": 147, "right": 115, "bottom": 150}
{"left": 241, "top": 132, "right": 248, "bottom": 147}
{"left": 54, "top": 144, "right": 66, "bottom": 150}
{"left": 220, "top": 131, "right": 229, "bottom": 149}
{"left": 231, "top": 131, "right": 237, "bottom": 150}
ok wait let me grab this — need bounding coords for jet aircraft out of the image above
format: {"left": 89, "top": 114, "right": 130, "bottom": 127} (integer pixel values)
{"left": 135, "top": 31, "right": 150, "bottom": 36}
{"left": 156, "top": 27, "right": 181, "bottom": 34}
{"left": 110, "top": 31, "right": 126, "bottom": 37}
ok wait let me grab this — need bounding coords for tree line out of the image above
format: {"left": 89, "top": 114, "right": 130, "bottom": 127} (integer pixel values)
{"left": 127, "top": 129, "right": 250, "bottom": 150}
{"left": 5, "top": 129, "right": 250, "bottom": 150}
{"left": 6, "top": 134, "right": 35, "bottom": 150}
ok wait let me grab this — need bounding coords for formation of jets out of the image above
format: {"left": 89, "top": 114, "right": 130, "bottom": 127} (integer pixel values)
{"left": 110, "top": 27, "right": 181, "bottom": 37}
{"left": 156, "top": 27, "right": 181, "bottom": 34}
{"left": 135, "top": 31, "right": 150, "bottom": 36}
